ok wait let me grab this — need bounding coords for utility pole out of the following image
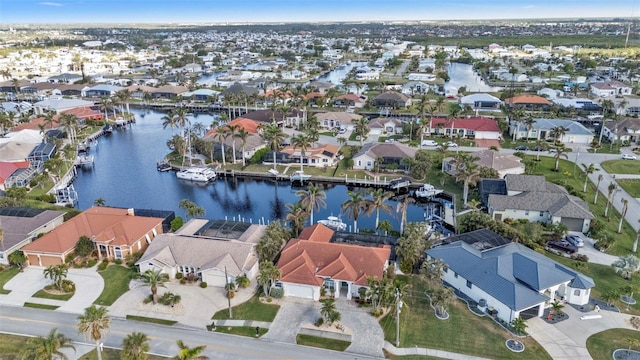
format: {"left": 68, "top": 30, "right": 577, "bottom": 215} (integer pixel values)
{"left": 395, "top": 288, "right": 401, "bottom": 347}
{"left": 225, "top": 266, "right": 232, "bottom": 318}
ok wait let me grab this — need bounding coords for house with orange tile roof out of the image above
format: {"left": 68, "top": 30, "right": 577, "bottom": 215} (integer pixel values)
{"left": 276, "top": 224, "right": 391, "bottom": 301}
{"left": 62, "top": 106, "right": 103, "bottom": 121}
{"left": 505, "top": 95, "right": 552, "bottom": 111}
{"left": 280, "top": 143, "right": 340, "bottom": 168}
{"left": 21, "top": 207, "right": 165, "bottom": 267}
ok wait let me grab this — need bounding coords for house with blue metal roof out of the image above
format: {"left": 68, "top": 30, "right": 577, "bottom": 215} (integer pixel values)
{"left": 510, "top": 118, "right": 594, "bottom": 144}
{"left": 426, "top": 233, "right": 594, "bottom": 323}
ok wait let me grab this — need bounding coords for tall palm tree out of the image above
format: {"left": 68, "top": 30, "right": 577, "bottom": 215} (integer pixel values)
{"left": 341, "top": 191, "right": 370, "bottom": 233}
{"left": 20, "top": 328, "right": 76, "bottom": 360}
{"left": 366, "top": 188, "right": 394, "bottom": 231}
{"left": 173, "top": 107, "right": 191, "bottom": 138}
{"left": 296, "top": 183, "right": 326, "bottom": 225}
{"left": 122, "top": 332, "right": 150, "bottom": 360}
{"left": 257, "top": 260, "right": 281, "bottom": 298}
{"left": 549, "top": 126, "right": 568, "bottom": 145}
{"left": 173, "top": 340, "right": 206, "bottom": 360}
{"left": 226, "top": 124, "right": 240, "bottom": 163}
{"left": 285, "top": 202, "right": 308, "bottom": 236}
{"left": 455, "top": 154, "right": 481, "bottom": 205}
{"left": 59, "top": 113, "right": 77, "bottom": 143}
{"left": 581, "top": 163, "right": 596, "bottom": 192}
{"left": 214, "top": 125, "right": 230, "bottom": 166}
{"left": 140, "top": 269, "right": 168, "bottom": 304}
{"left": 235, "top": 128, "right": 250, "bottom": 166}
{"left": 396, "top": 196, "right": 416, "bottom": 235}
{"left": 353, "top": 117, "right": 369, "bottom": 146}
{"left": 552, "top": 145, "right": 570, "bottom": 171}
{"left": 594, "top": 174, "right": 604, "bottom": 204}
{"left": 162, "top": 110, "right": 179, "bottom": 134}
{"left": 521, "top": 113, "right": 535, "bottom": 142}
{"left": 605, "top": 182, "right": 617, "bottom": 218}
{"left": 291, "top": 134, "right": 312, "bottom": 172}
{"left": 77, "top": 305, "right": 111, "bottom": 360}
{"left": 43, "top": 112, "right": 57, "bottom": 130}
{"left": 259, "top": 124, "right": 286, "bottom": 170}
{"left": 618, "top": 198, "right": 629, "bottom": 234}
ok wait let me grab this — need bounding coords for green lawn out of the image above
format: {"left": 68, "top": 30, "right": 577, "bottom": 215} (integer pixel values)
{"left": 379, "top": 275, "right": 552, "bottom": 360}
{"left": 384, "top": 353, "right": 444, "bottom": 360}
{"left": 212, "top": 293, "right": 280, "bottom": 321}
{"left": 0, "top": 267, "right": 19, "bottom": 294}
{"left": 93, "top": 265, "right": 135, "bottom": 306}
{"left": 79, "top": 348, "right": 168, "bottom": 360}
{"left": 296, "top": 334, "right": 351, "bottom": 352}
{"left": 586, "top": 329, "right": 640, "bottom": 360}
{"left": 525, "top": 155, "right": 636, "bottom": 256}
{"left": 543, "top": 251, "right": 640, "bottom": 315}
{"left": 32, "top": 288, "right": 74, "bottom": 301}
{"left": 24, "top": 302, "right": 59, "bottom": 310}
{"left": 211, "top": 326, "right": 268, "bottom": 338}
{"left": 126, "top": 315, "right": 177, "bottom": 326}
{"left": 600, "top": 159, "right": 640, "bottom": 174}
{"left": 616, "top": 179, "right": 640, "bottom": 198}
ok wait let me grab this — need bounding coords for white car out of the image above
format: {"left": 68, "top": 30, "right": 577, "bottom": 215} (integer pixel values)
{"left": 622, "top": 153, "right": 637, "bottom": 160}
{"left": 445, "top": 141, "right": 458, "bottom": 147}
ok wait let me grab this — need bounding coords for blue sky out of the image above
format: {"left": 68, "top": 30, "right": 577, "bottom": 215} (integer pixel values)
{"left": 1, "top": 0, "right": 638, "bottom": 24}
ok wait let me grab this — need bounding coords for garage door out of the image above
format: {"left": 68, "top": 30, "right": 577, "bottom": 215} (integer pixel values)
{"left": 203, "top": 272, "right": 227, "bottom": 287}
{"left": 284, "top": 283, "right": 315, "bottom": 299}
{"left": 561, "top": 218, "right": 583, "bottom": 232}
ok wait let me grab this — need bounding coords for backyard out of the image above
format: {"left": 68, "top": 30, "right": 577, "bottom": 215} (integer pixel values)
{"left": 586, "top": 329, "right": 640, "bottom": 360}
{"left": 379, "top": 275, "right": 552, "bottom": 360}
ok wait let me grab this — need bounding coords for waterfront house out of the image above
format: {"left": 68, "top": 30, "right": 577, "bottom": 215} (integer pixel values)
{"left": 61, "top": 106, "right": 104, "bottom": 122}
{"left": 315, "top": 112, "right": 362, "bottom": 130}
{"left": 280, "top": 143, "right": 340, "bottom": 168}
{"left": 33, "top": 97, "right": 94, "bottom": 115}
{"left": 0, "top": 207, "right": 65, "bottom": 265}
{"left": 505, "top": 95, "right": 552, "bottom": 111}
{"left": 333, "top": 93, "right": 366, "bottom": 108}
{"left": 510, "top": 118, "right": 594, "bottom": 144}
{"left": 486, "top": 174, "right": 594, "bottom": 233}
{"left": 442, "top": 150, "right": 524, "bottom": 178}
{"left": 277, "top": 224, "right": 390, "bottom": 301}
{"left": 459, "top": 94, "right": 502, "bottom": 112}
{"left": 426, "top": 229, "right": 594, "bottom": 323}
{"left": 0, "top": 161, "right": 30, "bottom": 191}
{"left": 222, "top": 82, "right": 261, "bottom": 99}
{"left": 150, "top": 85, "right": 189, "bottom": 100}
{"left": 57, "top": 84, "right": 86, "bottom": 97}
{"left": 21, "top": 207, "right": 166, "bottom": 266}
{"left": 373, "top": 91, "right": 412, "bottom": 109}
{"left": 401, "top": 81, "right": 431, "bottom": 96}
{"left": 242, "top": 109, "right": 304, "bottom": 127}
{"left": 27, "top": 142, "right": 56, "bottom": 163}
{"left": 137, "top": 219, "right": 263, "bottom": 286}
{"left": 352, "top": 142, "right": 417, "bottom": 171}
{"left": 84, "top": 84, "right": 123, "bottom": 97}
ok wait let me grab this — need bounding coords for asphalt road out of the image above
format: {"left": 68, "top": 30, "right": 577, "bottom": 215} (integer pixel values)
{"left": 0, "top": 305, "right": 380, "bottom": 360}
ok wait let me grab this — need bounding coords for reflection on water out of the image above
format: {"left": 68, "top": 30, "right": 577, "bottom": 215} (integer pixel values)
{"left": 72, "top": 110, "right": 433, "bottom": 231}
{"left": 446, "top": 62, "right": 502, "bottom": 93}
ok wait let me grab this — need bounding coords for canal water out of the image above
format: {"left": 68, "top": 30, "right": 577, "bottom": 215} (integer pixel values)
{"left": 446, "top": 62, "right": 502, "bottom": 93}
{"left": 72, "top": 109, "right": 435, "bottom": 232}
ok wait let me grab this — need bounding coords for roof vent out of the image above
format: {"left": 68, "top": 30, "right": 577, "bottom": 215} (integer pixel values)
{"left": 127, "top": 208, "right": 134, "bottom": 216}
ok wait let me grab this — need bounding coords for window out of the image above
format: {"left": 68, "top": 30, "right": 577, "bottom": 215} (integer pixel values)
{"left": 357, "top": 160, "right": 362, "bottom": 166}
{"left": 114, "top": 247, "right": 122, "bottom": 259}
{"left": 525, "top": 210, "right": 529, "bottom": 216}
{"left": 466, "top": 280, "right": 472, "bottom": 289}
{"left": 145, "top": 234, "right": 151, "bottom": 244}
{"left": 454, "top": 272, "right": 458, "bottom": 278}
{"left": 574, "top": 289, "right": 580, "bottom": 296}
{"left": 539, "top": 211, "right": 544, "bottom": 217}
{"left": 152, "top": 228, "right": 157, "bottom": 236}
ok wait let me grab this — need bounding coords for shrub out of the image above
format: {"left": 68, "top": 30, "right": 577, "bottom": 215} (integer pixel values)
{"left": 143, "top": 295, "right": 153, "bottom": 304}
{"left": 97, "top": 261, "right": 108, "bottom": 271}
{"left": 170, "top": 217, "right": 184, "bottom": 232}
{"left": 200, "top": 282, "right": 208, "bottom": 288}
{"left": 314, "top": 317, "right": 324, "bottom": 327}
{"left": 180, "top": 278, "right": 186, "bottom": 285}
{"left": 175, "top": 273, "right": 184, "bottom": 279}
{"left": 370, "top": 308, "right": 383, "bottom": 317}
{"left": 270, "top": 287, "right": 284, "bottom": 298}
{"left": 125, "top": 252, "right": 143, "bottom": 267}
{"left": 114, "top": 259, "right": 122, "bottom": 265}
{"left": 61, "top": 279, "right": 75, "bottom": 293}
{"left": 571, "top": 254, "right": 589, "bottom": 262}
{"left": 266, "top": 297, "right": 273, "bottom": 303}
{"left": 227, "top": 290, "right": 235, "bottom": 299}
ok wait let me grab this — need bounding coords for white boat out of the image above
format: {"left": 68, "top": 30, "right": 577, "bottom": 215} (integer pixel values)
{"left": 415, "top": 184, "right": 443, "bottom": 199}
{"left": 176, "top": 167, "right": 216, "bottom": 182}
{"left": 318, "top": 216, "right": 347, "bottom": 231}
{"left": 290, "top": 170, "right": 312, "bottom": 182}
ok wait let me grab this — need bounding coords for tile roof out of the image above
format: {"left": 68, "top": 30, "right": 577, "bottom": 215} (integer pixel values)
{"left": 22, "top": 207, "right": 164, "bottom": 255}
{"left": 277, "top": 238, "right": 390, "bottom": 286}
{"left": 314, "top": 112, "right": 363, "bottom": 123}
{"left": 474, "top": 150, "right": 523, "bottom": 171}
{"left": 505, "top": 95, "right": 551, "bottom": 105}
{"left": 151, "top": 85, "right": 189, "bottom": 94}
{"left": 426, "top": 240, "right": 593, "bottom": 311}
{"left": 298, "top": 223, "right": 334, "bottom": 242}
{"left": 368, "top": 117, "right": 403, "bottom": 129}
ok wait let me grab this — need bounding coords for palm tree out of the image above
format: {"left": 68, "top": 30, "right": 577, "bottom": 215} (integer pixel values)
{"left": 259, "top": 124, "right": 286, "bottom": 170}
{"left": 594, "top": 174, "right": 604, "bottom": 204}
{"left": 59, "top": 113, "right": 77, "bottom": 143}
{"left": 605, "top": 182, "right": 617, "bottom": 218}
{"left": 396, "top": 196, "right": 416, "bottom": 234}
{"left": 214, "top": 125, "right": 230, "bottom": 166}
{"left": 455, "top": 154, "right": 481, "bottom": 205}
{"left": 94, "top": 198, "right": 106, "bottom": 207}
{"left": 320, "top": 298, "right": 337, "bottom": 322}
{"left": 43, "top": 112, "right": 57, "bottom": 130}
{"left": 43, "top": 264, "right": 68, "bottom": 291}
{"left": 77, "top": 305, "right": 111, "bottom": 360}
{"left": 511, "top": 317, "right": 528, "bottom": 335}
{"left": 296, "top": 183, "right": 326, "bottom": 225}
{"left": 366, "top": 188, "right": 394, "bottom": 231}
{"left": 122, "top": 332, "right": 150, "bottom": 360}
{"left": 162, "top": 110, "right": 179, "bottom": 134}
{"left": 227, "top": 124, "right": 240, "bottom": 163}
{"left": 552, "top": 145, "right": 569, "bottom": 171}
{"left": 549, "top": 126, "right": 569, "bottom": 145}
{"left": 285, "top": 202, "right": 308, "bottom": 236}
{"left": 521, "top": 114, "right": 535, "bottom": 142}
{"left": 581, "top": 163, "right": 596, "bottom": 193}
{"left": 257, "top": 260, "right": 281, "bottom": 298}
{"left": 140, "top": 269, "right": 168, "bottom": 304}
{"left": 618, "top": 198, "right": 629, "bottom": 234}
{"left": 20, "top": 328, "right": 76, "bottom": 360}
{"left": 235, "top": 128, "right": 250, "bottom": 167}
{"left": 173, "top": 340, "right": 206, "bottom": 360}
{"left": 291, "top": 134, "right": 312, "bottom": 172}
{"left": 353, "top": 117, "right": 369, "bottom": 146}
{"left": 341, "top": 191, "right": 370, "bottom": 233}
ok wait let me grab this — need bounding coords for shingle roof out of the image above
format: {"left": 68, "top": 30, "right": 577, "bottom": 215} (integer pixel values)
{"left": 353, "top": 142, "right": 417, "bottom": 160}
{"left": 504, "top": 174, "right": 547, "bottom": 192}
{"left": 426, "top": 240, "right": 593, "bottom": 311}
{"left": 488, "top": 192, "right": 594, "bottom": 219}
{"left": 0, "top": 209, "right": 65, "bottom": 250}
{"left": 430, "top": 117, "right": 501, "bottom": 132}
{"left": 474, "top": 150, "right": 523, "bottom": 171}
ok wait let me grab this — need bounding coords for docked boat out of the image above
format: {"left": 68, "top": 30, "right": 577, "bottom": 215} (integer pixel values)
{"left": 290, "top": 170, "right": 312, "bottom": 182}
{"left": 103, "top": 124, "right": 114, "bottom": 134}
{"left": 75, "top": 154, "right": 94, "bottom": 167}
{"left": 176, "top": 167, "right": 216, "bottom": 182}
{"left": 318, "top": 216, "right": 347, "bottom": 231}
{"left": 414, "top": 184, "right": 443, "bottom": 199}
{"left": 157, "top": 161, "right": 172, "bottom": 172}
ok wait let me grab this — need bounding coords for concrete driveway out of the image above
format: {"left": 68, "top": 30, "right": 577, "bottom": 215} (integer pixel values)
{"left": 571, "top": 231, "right": 619, "bottom": 266}
{"left": 527, "top": 303, "right": 638, "bottom": 360}
{"left": 0, "top": 266, "right": 50, "bottom": 306}
{"left": 57, "top": 267, "right": 104, "bottom": 313}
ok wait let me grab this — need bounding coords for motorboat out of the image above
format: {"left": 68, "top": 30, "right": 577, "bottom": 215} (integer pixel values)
{"left": 176, "top": 167, "right": 216, "bottom": 182}
{"left": 414, "top": 184, "right": 443, "bottom": 199}
{"left": 290, "top": 170, "right": 312, "bottom": 182}
{"left": 103, "top": 124, "right": 114, "bottom": 134}
{"left": 157, "top": 161, "right": 172, "bottom": 172}
{"left": 318, "top": 216, "right": 347, "bottom": 231}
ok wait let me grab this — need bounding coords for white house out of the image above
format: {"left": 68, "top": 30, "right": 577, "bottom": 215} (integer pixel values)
{"left": 426, "top": 231, "right": 594, "bottom": 323}
{"left": 511, "top": 118, "right": 594, "bottom": 144}
{"left": 590, "top": 80, "right": 632, "bottom": 97}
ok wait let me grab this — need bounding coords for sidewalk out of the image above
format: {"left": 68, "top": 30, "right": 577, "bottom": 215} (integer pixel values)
{"left": 383, "top": 341, "right": 492, "bottom": 360}
{"left": 213, "top": 319, "right": 271, "bottom": 329}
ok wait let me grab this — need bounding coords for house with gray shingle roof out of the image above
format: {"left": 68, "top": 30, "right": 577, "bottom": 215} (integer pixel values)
{"left": 487, "top": 174, "right": 594, "bottom": 233}
{"left": 136, "top": 219, "right": 265, "bottom": 286}
{"left": 426, "top": 232, "right": 594, "bottom": 323}
{"left": 511, "top": 118, "right": 594, "bottom": 144}
{"left": 352, "top": 143, "right": 417, "bottom": 171}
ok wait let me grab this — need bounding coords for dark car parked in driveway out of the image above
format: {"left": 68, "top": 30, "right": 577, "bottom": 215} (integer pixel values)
{"left": 546, "top": 240, "right": 578, "bottom": 255}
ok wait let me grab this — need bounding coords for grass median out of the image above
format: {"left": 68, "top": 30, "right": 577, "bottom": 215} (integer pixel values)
{"left": 296, "top": 334, "right": 351, "bottom": 351}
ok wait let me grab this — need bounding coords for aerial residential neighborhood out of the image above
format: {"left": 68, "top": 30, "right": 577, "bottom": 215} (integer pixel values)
{"left": 0, "top": 4, "right": 639, "bottom": 360}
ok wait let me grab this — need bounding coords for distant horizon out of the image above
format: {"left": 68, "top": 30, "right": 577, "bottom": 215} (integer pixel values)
{"left": 1, "top": 0, "right": 638, "bottom": 25}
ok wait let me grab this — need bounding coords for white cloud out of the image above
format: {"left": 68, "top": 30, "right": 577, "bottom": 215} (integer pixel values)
{"left": 38, "top": 2, "right": 64, "bottom": 6}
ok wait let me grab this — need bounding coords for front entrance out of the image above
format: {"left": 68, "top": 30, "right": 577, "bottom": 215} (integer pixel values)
{"left": 340, "top": 281, "right": 349, "bottom": 298}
